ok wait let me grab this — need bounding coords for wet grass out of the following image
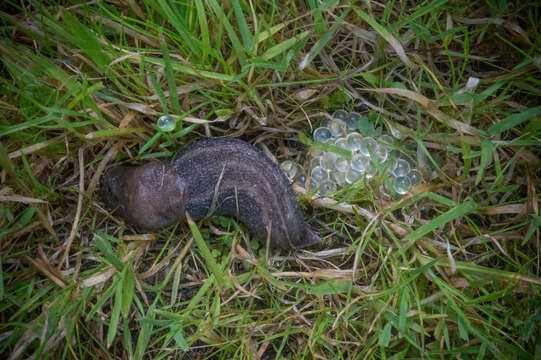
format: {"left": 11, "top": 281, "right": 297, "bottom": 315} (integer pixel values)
{"left": 1, "top": 0, "right": 540, "bottom": 359}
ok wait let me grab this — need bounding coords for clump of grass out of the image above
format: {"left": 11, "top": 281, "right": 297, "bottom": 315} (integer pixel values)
{"left": 1, "top": 1, "right": 540, "bottom": 359}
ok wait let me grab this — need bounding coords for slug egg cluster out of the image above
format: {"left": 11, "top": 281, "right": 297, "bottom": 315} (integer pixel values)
{"left": 281, "top": 110, "right": 423, "bottom": 196}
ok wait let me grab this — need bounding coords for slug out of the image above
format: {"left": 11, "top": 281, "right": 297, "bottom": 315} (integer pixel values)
{"left": 100, "top": 138, "right": 321, "bottom": 249}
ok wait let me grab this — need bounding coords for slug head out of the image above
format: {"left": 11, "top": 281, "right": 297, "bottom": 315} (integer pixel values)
{"left": 100, "top": 162, "right": 186, "bottom": 230}
{"left": 100, "top": 165, "right": 132, "bottom": 212}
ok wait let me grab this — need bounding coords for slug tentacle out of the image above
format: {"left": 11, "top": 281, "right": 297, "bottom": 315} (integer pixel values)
{"left": 100, "top": 138, "right": 321, "bottom": 249}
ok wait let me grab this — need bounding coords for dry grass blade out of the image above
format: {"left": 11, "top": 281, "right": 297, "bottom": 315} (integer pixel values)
{"left": 57, "top": 147, "right": 84, "bottom": 270}
{"left": 360, "top": 88, "right": 478, "bottom": 134}
{"left": 7, "top": 135, "right": 65, "bottom": 159}
{"left": 0, "top": 195, "right": 47, "bottom": 204}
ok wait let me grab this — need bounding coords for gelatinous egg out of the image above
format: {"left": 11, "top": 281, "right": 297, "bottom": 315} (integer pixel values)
{"left": 317, "top": 180, "right": 337, "bottom": 195}
{"left": 321, "top": 151, "right": 338, "bottom": 170}
{"left": 328, "top": 120, "right": 345, "bottom": 137}
{"left": 345, "top": 112, "right": 361, "bottom": 129}
{"left": 334, "top": 138, "right": 348, "bottom": 149}
{"left": 393, "top": 176, "right": 412, "bottom": 195}
{"left": 408, "top": 169, "right": 422, "bottom": 185}
{"left": 157, "top": 115, "right": 176, "bottom": 132}
{"left": 379, "top": 134, "right": 394, "bottom": 146}
{"left": 311, "top": 156, "right": 323, "bottom": 169}
{"left": 310, "top": 178, "right": 321, "bottom": 192}
{"left": 374, "top": 144, "right": 389, "bottom": 162}
{"left": 332, "top": 171, "right": 348, "bottom": 186}
{"left": 359, "top": 137, "right": 377, "bottom": 157}
{"left": 295, "top": 174, "right": 307, "bottom": 187}
{"left": 365, "top": 163, "right": 377, "bottom": 179}
{"left": 334, "top": 157, "right": 349, "bottom": 172}
{"left": 393, "top": 159, "right": 410, "bottom": 177}
{"left": 346, "top": 132, "right": 363, "bottom": 151}
{"left": 280, "top": 160, "right": 298, "bottom": 181}
{"left": 345, "top": 168, "right": 361, "bottom": 184}
{"left": 311, "top": 166, "right": 329, "bottom": 183}
{"left": 332, "top": 110, "right": 348, "bottom": 121}
{"left": 313, "top": 127, "right": 332, "bottom": 143}
{"left": 350, "top": 154, "right": 369, "bottom": 172}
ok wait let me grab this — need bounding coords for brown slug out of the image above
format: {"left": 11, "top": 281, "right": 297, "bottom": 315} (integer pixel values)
{"left": 100, "top": 138, "right": 321, "bottom": 249}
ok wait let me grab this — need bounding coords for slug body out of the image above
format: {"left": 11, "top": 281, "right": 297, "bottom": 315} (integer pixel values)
{"left": 100, "top": 138, "right": 321, "bottom": 249}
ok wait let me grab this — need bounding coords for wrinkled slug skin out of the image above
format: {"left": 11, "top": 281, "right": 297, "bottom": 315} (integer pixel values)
{"left": 100, "top": 138, "right": 321, "bottom": 249}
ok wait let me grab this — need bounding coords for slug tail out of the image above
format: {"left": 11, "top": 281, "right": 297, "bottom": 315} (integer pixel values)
{"left": 299, "top": 225, "right": 322, "bottom": 248}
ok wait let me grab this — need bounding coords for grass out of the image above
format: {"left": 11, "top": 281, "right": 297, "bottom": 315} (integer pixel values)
{"left": 1, "top": 0, "right": 540, "bottom": 359}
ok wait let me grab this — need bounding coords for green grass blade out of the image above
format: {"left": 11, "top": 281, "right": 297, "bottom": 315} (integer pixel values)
{"left": 121, "top": 267, "right": 135, "bottom": 317}
{"left": 262, "top": 30, "right": 311, "bottom": 61}
{"left": 475, "top": 138, "right": 495, "bottom": 185}
{"left": 107, "top": 273, "right": 123, "bottom": 347}
{"left": 60, "top": 10, "right": 111, "bottom": 71}
{"left": 148, "top": 64, "right": 169, "bottom": 114}
{"left": 93, "top": 232, "right": 124, "bottom": 270}
{"left": 86, "top": 280, "right": 117, "bottom": 320}
{"left": 301, "top": 10, "right": 348, "bottom": 69}
{"left": 487, "top": 105, "right": 541, "bottom": 135}
{"left": 134, "top": 304, "right": 155, "bottom": 360}
{"left": 155, "top": 0, "right": 201, "bottom": 58}
{"left": 161, "top": 42, "right": 181, "bottom": 115}
{"left": 353, "top": 7, "right": 413, "bottom": 67}
{"left": 207, "top": 0, "right": 246, "bottom": 64}
{"left": 194, "top": 0, "right": 210, "bottom": 62}
{"left": 85, "top": 127, "right": 145, "bottom": 139}
{"left": 298, "top": 133, "right": 352, "bottom": 159}
{"left": 186, "top": 214, "right": 227, "bottom": 287}
{"left": 393, "top": 0, "right": 448, "bottom": 30}
{"left": 231, "top": 0, "right": 253, "bottom": 52}
{"left": 398, "top": 287, "right": 409, "bottom": 336}
{"left": 401, "top": 201, "right": 477, "bottom": 253}
{"left": 143, "top": 55, "right": 241, "bottom": 81}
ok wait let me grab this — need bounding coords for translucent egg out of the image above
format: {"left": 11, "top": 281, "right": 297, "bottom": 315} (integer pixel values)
{"left": 379, "top": 135, "right": 394, "bottom": 146}
{"left": 334, "top": 157, "right": 349, "bottom": 172}
{"left": 350, "top": 154, "right": 369, "bottom": 172}
{"left": 313, "top": 127, "right": 332, "bottom": 143}
{"left": 346, "top": 133, "right": 363, "bottom": 151}
{"left": 345, "top": 168, "right": 361, "bottom": 184}
{"left": 310, "top": 166, "right": 329, "bottom": 183}
{"left": 385, "top": 154, "right": 398, "bottom": 172}
{"left": 310, "top": 147, "right": 324, "bottom": 158}
{"left": 333, "top": 138, "right": 348, "bottom": 149}
{"left": 332, "top": 171, "right": 348, "bottom": 186}
{"left": 317, "top": 180, "right": 337, "bottom": 195}
{"left": 295, "top": 174, "right": 307, "bottom": 187}
{"left": 321, "top": 151, "right": 337, "bottom": 170}
{"left": 364, "top": 163, "right": 377, "bottom": 179}
{"left": 345, "top": 112, "right": 361, "bottom": 129}
{"left": 328, "top": 120, "right": 345, "bottom": 137}
{"left": 359, "top": 137, "right": 377, "bottom": 157}
{"left": 408, "top": 169, "right": 422, "bottom": 185}
{"left": 374, "top": 144, "right": 389, "bottom": 162}
{"left": 280, "top": 160, "right": 298, "bottom": 181}
{"left": 332, "top": 110, "right": 348, "bottom": 121}
{"left": 157, "top": 115, "right": 176, "bottom": 132}
{"left": 311, "top": 156, "right": 323, "bottom": 168}
{"left": 310, "top": 178, "right": 321, "bottom": 192}
{"left": 393, "top": 159, "right": 411, "bottom": 177}
{"left": 393, "top": 176, "right": 412, "bottom": 195}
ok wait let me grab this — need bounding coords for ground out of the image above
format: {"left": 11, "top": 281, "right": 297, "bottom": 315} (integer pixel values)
{"left": 0, "top": 1, "right": 540, "bottom": 359}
